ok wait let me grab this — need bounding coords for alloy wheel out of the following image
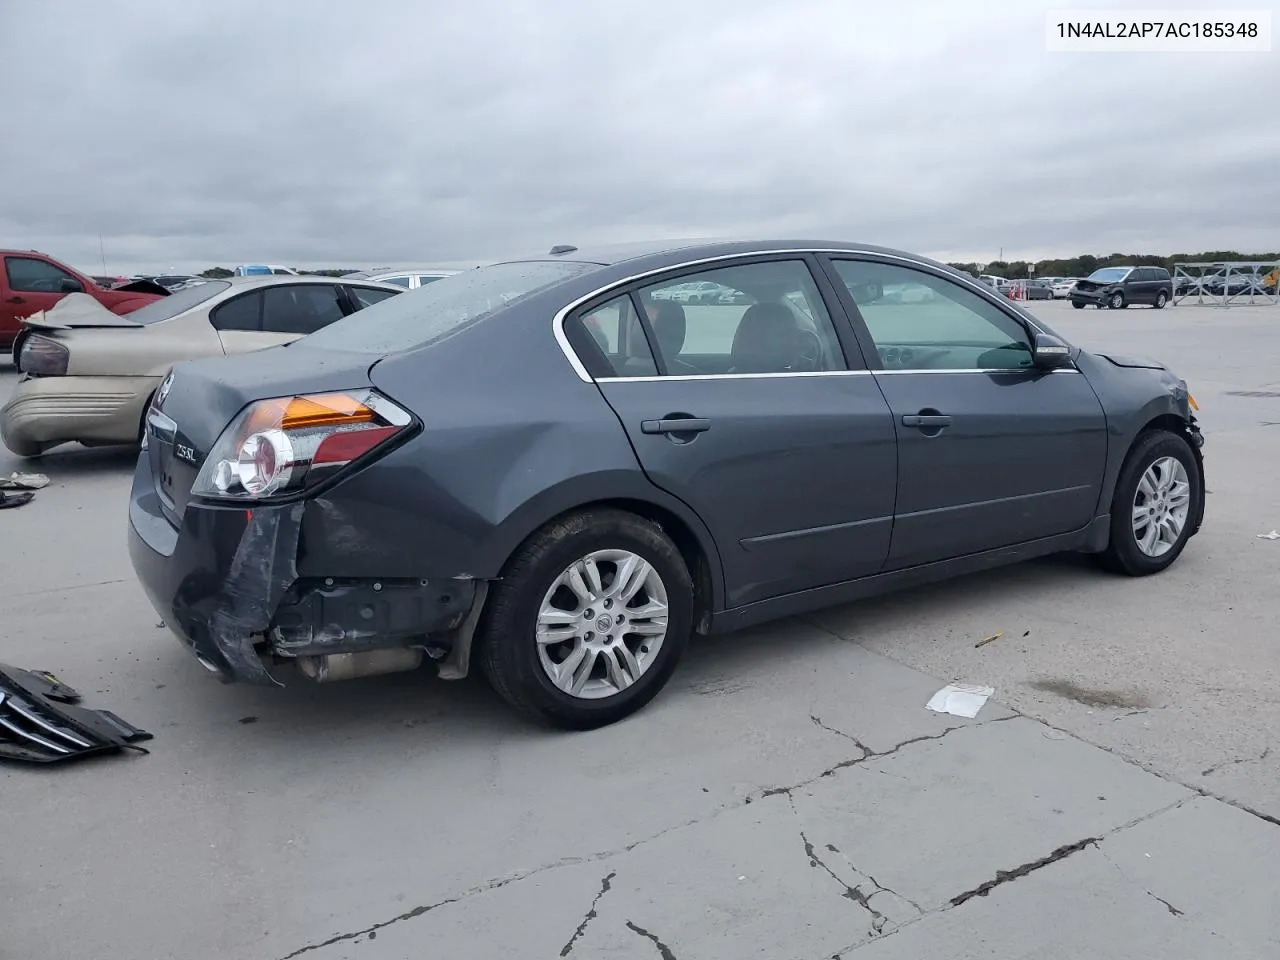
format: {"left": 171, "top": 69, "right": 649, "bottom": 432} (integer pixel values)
{"left": 535, "top": 549, "right": 669, "bottom": 699}
{"left": 1131, "top": 456, "right": 1191, "bottom": 557}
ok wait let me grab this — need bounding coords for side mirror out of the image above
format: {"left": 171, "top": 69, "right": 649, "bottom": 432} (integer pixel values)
{"left": 1032, "top": 333, "right": 1072, "bottom": 369}
{"left": 59, "top": 278, "right": 82, "bottom": 293}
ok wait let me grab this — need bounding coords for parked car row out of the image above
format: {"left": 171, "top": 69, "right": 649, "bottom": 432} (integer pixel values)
{"left": 1, "top": 275, "right": 404, "bottom": 456}
{"left": 2, "top": 249, "right": 170, "bottom": 354}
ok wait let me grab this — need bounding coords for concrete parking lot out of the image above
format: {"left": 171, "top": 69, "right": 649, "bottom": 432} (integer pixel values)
{"left": 2, "top": 298, "right": 1278, "bottom": 960}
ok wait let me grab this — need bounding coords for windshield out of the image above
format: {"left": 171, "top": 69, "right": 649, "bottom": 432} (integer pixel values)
{"left": 303, "top": 260, "right": 599, "bottom": 354}
{"left": 1087, "top": 267, "right": 1131, "bottom": 283}
{"left": 123, "top": 280, "right": 230, "bottom": 324}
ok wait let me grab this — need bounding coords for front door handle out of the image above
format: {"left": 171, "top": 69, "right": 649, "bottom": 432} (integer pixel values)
{"left": 901, "top": 414, "right": 952, "bottom": 428}
{"left": 641, "top": 417, "right": 711, "bottom": 435}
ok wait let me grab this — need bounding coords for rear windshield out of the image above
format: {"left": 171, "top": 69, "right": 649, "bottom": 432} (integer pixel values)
{"left": 124, "top": 280, "right": 229, "bottom": 324}
{"left": 302, "top": 260, "right": 599, "bottom": 354}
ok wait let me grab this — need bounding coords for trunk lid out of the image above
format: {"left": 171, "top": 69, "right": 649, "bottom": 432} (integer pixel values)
{"left": 145, "top": 343, "right": 377, "bottom": 525}
{"left": 19, "top": 293, "right": 145, "bottom": 331}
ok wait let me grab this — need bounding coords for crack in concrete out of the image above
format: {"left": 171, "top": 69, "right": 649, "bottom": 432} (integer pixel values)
{"left": 275, "top": 854, "right": 606, "bottom": 959}
{"left": 948, "top": 836, "right": 1103, "bottom": 907}
{"left": 625, "top": 920, "right": 678, "bottom": 959}
{"left": 1201, "top": 746, "right": 1271, "bottom": 778}
{"left": 1147, "top": 891, "right": 1185, "bottom": 916}
{"left": 560, "top": 872, "right": 616, "bottom": 956}
{"left": 800, "top": 826, "right": 888, "bottom": 934}
{"left": 754, "top": 714, "right": 1019, "bottom": 802}
{"left": 784, "top": 793, "right": 922, "bottom": 936}
{"left": 975, "top": 702, "right": 1280, "bottom": 831}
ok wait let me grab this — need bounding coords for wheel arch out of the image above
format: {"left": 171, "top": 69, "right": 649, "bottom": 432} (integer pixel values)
{"left": 481, "top": 479, "right": 727, "bottom": 632}
{"left": 1096, "top": 409, "right": 1204, "bottom": 545}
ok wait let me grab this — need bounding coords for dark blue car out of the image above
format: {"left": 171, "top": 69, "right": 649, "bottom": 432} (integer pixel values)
{"left": 128, "top": 239, "right": 1206, "bottom": 728}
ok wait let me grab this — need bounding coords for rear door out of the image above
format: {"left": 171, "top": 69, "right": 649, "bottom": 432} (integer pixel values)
{"left": 820, "top": 254, "right": 1108, "bottom": 571}
{"left": 575, "top": 255, "right": 899, "bottom": 608}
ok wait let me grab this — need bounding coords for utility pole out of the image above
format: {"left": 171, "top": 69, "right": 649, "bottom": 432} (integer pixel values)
{"left": 99, "top": 235, "right": 107, "bottom": 273}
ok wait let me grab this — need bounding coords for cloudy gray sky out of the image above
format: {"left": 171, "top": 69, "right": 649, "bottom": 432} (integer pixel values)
{"left": 1, "top": 0, "right": 1276, "bottom": 273}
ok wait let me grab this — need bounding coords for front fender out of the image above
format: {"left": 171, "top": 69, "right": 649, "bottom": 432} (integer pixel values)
{"left": 1075, "top": 351, "right": 1200, "bottom": 515}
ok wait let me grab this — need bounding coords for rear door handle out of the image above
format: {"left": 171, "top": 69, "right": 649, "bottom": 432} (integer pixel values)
{"left": 641, "top": 418, "right": 711, "bottom": 435}
{"left": 901, "top": 414, "right": 952, "bottom": 427}
{"left": 5, "top": 296, "right": 25, "bottom": 304}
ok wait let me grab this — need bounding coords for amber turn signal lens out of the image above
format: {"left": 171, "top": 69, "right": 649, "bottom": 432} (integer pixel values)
{"left": 1188, "top": 393, "right": 1199, "bottom": 411}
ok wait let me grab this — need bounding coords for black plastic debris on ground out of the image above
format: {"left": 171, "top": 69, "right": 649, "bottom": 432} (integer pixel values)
{"left": 0, "top": 663, "right": 153, "bottom": 764}
{"left": 0, "top": 490, "right": 35, "bottom": 510}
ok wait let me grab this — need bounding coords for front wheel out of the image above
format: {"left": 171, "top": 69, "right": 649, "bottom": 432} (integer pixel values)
{"left": 1100, "top": 429, "right": 1201, "bottom": 576}
{"left": 1072, "top": 300, "right": 1086, "bottom": 310}
{"left": 1108, "top": 292, "right": 1125, "bottom": 309}
{"left": 478, "top": 508, "right": 693, "bottom": 729}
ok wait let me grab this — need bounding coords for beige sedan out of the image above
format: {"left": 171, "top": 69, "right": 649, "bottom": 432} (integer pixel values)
{"left": 1, "top": 275, "right": 404, "bottom": 457}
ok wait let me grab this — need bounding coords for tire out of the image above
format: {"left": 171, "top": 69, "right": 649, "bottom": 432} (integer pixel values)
{"left": 477, "top": 507, "right": 694, "bottom": 729}
{"left": 1154, "top": 291, "right": 1168, "bottom": 309}
{"left": 1108, "top": 292, "right": 1125, "bottom": 309}
{"left": 2, "top": 437, "right": 44, "bottom": 458}
{"left": 1099, "top": 429, "right": 1201, "bottom": 576}
{"left": 1072, "top": 300, "right": 1086, "bottom": 310}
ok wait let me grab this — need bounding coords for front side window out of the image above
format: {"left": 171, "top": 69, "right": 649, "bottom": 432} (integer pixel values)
{"left": 260, "top": 284, "right": 346, "bottom": 335}
{"left": 830, "top": 259, "right": 1032, "bottom": 371}
{"left": 634, "top": 259, "right": 847, "bottom": 375}
{"left": 5, "top": 256, "right": 82, "bottom": 293}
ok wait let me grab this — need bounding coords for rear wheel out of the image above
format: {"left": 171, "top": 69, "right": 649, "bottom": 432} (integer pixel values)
{"left": 1099, "top": 429, "right": 1200, "bottom": 576}
{"left": 478, "top": 508, "right": 694, "bottom": 729}
{"left": 1072, "top": 300, "right": 1085, "bottom": 309}
{"left": 1154, "top": 291, "right": 1168, "bottom": 309}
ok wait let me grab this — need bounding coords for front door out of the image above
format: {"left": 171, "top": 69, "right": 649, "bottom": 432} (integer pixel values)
{"left": 1, "top": 254, "right": 85, "bottom": 345}
{"left": 822, "top": 255, "right": 1108, "bottom": 571}
{"left": 579, "top": 257, "right": 898, "bottom": 607}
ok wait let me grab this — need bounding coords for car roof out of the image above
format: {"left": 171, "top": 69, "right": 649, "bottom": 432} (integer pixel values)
{"left": 213, "top": 274, "right": 405, "bottom": 291}
{"left": 498, "top": 238, "right": 963, "bottom": 274}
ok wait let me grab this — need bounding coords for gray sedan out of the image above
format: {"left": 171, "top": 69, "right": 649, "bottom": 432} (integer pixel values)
{"left": 127, "top": 239, "right": 1206, "bottom": 729}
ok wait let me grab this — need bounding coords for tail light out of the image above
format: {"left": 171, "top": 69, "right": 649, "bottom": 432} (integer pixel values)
{"left": 190, "top": 389, "right": 413, "bottom": 501}
{"left": 19, "top": 335, "right": 69, "bottom": 376}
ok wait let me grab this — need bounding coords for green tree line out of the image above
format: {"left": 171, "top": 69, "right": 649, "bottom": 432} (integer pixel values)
{"left": 948, "top": 250, "right": 1280, "bottom": 280}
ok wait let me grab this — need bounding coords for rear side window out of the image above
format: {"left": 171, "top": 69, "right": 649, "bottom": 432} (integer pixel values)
{"left": 381, "top": 276, "right": 413, "bottom": 287}
{"left": 346, "top": 285, "right": 401, "bottom": 308}
{"left": 568, "top": 294, "right": 659, "bottom": 377}
{"left": 211, "top": 291, "right": 263, "bottom": 331}
{"left": 302, "top": 260, "right": 599, "bottom": 355}
{"left": 261, "top": 284, "right": 346, "bottom": 335}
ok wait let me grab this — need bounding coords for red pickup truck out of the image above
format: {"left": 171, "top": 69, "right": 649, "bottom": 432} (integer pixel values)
{"left": 2, "top": 250, "right": 168, "bottom": 355}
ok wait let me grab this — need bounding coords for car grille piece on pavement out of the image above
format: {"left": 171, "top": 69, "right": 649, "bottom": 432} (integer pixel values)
{"left": 0, "top": 663, "right": 154, "bottom": 764}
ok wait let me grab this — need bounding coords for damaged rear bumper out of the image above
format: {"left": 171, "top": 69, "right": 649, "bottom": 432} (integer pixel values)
{"left": 126, "top": 455, "right": 486, "bottom": 685}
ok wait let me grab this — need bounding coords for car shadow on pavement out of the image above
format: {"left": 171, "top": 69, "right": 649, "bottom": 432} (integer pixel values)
{"left": 1, "top": 444, "right": 139, "bottom": 480}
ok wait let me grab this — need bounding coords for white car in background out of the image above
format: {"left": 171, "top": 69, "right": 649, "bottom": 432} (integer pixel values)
{"left": 1052, "top": 278, "right": 1081, "bottom": 298}
{"left": 342, "top": 268, "right": 460, "bottom": 290}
